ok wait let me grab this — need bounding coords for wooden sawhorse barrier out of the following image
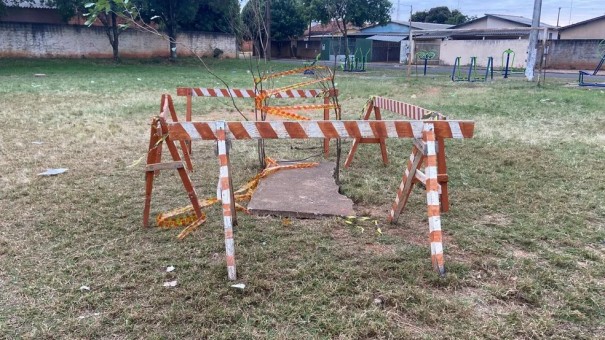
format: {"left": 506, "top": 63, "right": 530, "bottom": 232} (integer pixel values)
{"left": 144, "top": 118, "right": 474, "bottom": 280}
{"left": 345, "top": 96, "right": 452, "bottom": 212}
{"left": 176, "top": 87, "right": 339, "bottom": 157}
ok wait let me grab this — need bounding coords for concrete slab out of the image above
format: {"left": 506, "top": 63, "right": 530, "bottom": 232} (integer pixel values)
{"left": 248, "top": 162, "right": 355, "bottom": 218}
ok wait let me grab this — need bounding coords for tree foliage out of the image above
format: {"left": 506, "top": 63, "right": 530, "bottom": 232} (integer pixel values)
{"left": 411, "top": 6, "right": 472, "bottom": 25}
{"left": 48, "top": 0, "right": 127, "bottom": 61}
{"left": 305, "top": 0, "right": 391, "bottom": 55}
{"left": 182, "top": 0, "right": 240, "bottom": 34}
{"left": 242, "top": 0, "right": 306, "bottom": 58}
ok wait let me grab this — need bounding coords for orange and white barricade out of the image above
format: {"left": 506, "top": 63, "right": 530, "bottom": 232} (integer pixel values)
{"left": 143, "top": 112, "right": 474, "bottom": 280}
{"left": 345, "top": 96, "right": 452, "bottom": 212}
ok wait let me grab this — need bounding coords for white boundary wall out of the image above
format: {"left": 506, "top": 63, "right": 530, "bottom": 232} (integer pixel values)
{"left": 0, "top": 22, "right": 236, "bottom": 58}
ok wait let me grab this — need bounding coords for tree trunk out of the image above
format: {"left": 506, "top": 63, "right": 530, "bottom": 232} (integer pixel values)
{"left": 110, "top": 12, "right": 119, "bottom": 62}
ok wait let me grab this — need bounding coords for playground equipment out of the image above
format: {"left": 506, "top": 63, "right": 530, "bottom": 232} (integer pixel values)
{"left": 416, "top": 50, "right": 436, "bottom": 76}
{"left": 343, "top": 48, "right": 370, "bottom": 72}
{"left": 578, "top": 40, "right": 605, "bottom": 87}
{"left": 501, "top": 49, "right": 515, "bottom": 78}
{"left": 143, "top": 110, "right": 475, "bottom": 279}
{"left": 451, "top": 56, "right": 494, "bottom": 82}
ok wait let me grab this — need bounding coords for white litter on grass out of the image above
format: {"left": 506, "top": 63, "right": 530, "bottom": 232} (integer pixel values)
{"left": 38, "top": 168, "right": 68, "bottom": 176}
{"left": 137, "top": 78, "right": 142, "bottom": 81}
{"left": 77, "top": 312, "right": 100, "bottom": 320}
{"left": 32, "top": 141, "right": 44, "bottom": 145}
{"left": 230, "top": 283, "right": 245, "bottom": 289}
{"left": 166, "top": 266, "right": 175, "bottom": 272}
{"left": 79, "top": 285, "right": 91, "bottom": 291}
{"left": 163, "top": 280, "right": 178, "bottom": 287}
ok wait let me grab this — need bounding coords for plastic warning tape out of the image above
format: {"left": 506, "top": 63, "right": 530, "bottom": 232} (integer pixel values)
{"left": 255, "top": 65, "right": 331, "bottom": 82}
{"left": 166, "top": 120, "right": 475, "bottom": 141}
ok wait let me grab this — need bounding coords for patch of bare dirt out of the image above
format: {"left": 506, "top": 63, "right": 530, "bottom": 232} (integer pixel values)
{"left": 479, "top": 213, "right": 512, "bottom": 227}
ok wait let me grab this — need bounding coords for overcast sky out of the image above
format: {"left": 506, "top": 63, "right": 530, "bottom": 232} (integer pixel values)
{"left": 390, "top": 0, "right": 605, "bottom": 26}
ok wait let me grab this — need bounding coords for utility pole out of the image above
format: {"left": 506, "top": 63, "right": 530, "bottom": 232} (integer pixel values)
{"left": 556, "top": 7, "right": 561, "bottom": 27}
{"left": 266, "top": 0, "right": 271, "bottom": 61}
{"left": 406, "top": 5, "right": 413, "bottom": 77}
{"left": 525, "top": 0, "right": 542, "bottom": 81}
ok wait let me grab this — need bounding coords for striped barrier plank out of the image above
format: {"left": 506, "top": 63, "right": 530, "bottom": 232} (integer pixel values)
{"left": 373, "top": 96, "right": 446, "bottom": 120}
{"left": 166, "top": 120, "right": 474, "bottom": 141}
{"left": 177, "top": 87, "right": 257, "bottom": 98}
{"left": 216, "top": 121, "right": 237, "bottom": 280}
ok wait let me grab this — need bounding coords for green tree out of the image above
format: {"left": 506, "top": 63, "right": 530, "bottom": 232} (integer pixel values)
{"left": 306, "top": 0, "right": 391, "bottom": 60}
{"left": 185, "top": 0, "right": 240, "bottom": 34}
{"left": 242, "top": 0, "right": 306, "bottom": 58}
{"left": 134, "top": 0, "right": 201, "bottom": 61}
{"left": 44, "top": 0, "right": 125, "bottom": 61}
{"left": 411, "top": 6, "right": 471, "bottom": 25}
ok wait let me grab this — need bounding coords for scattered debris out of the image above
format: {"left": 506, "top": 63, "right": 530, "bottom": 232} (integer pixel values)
{"left": 31, "top": 141, "right": 44, "bottom": 145}
{"left": 163, "top": 280, "right": 177, "bottom": 287}
{"left": 373, "top": 297, "right": 383, "bottom": 306}
{"left": 166, "top": 265, "right": 175, "bottom": 272}
{"left": 38, "top": 168, "right": 68, "bottom": 176}
{"left": 230, "top": 283, "right": 245, "bottom": 290}
{"left": 79, "top": 285, "right": 91, "bottom": 291}
{"left": 34, "top": 74, "right": 46, "bottom": 77}
{"left": 77, "top": 312, "right": 100, "bottom": 320}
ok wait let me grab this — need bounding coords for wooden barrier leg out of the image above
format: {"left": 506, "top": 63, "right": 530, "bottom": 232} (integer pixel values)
{"left": 159, "top": 120, "right": 203, "bottom": 221}
{"left": 424, "top": 124, "right": 445, "bottom": 276}
{"left": 216, "top": 122, "right": 237, "bottom": 281}
{"left": 374, "top": 107, "right": 389, "bottom": 166}
{"left": 143, "top": 119, "right": 161, "bottom": 227}
{"left": 437, "top": 137, "right": 449, "bottom": 212}
{"left": 323, "top": 96, "right": 329, "bottom": 156}
{"left": 186, "top": 94, "right": 192, "bottom": 155}
{"left": 344, "top": 101, "right": 375, "bottom": 168}
{"left": 388, "top": 146, "right": 424, "bottom": 223}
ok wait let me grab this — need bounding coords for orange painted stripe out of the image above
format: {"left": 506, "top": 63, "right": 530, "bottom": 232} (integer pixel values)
{"left": 429, "top": 231, "right": 443, "bottom": 243}
{"left": 432, "top": 253, "right": 444, "bottom": 265}
{"left": 425, "top": 157, "right": 437, "bottom": 167}
{"left": 394, "top": 122, "right": 414, "bottom": 138}
{"left": 222, "top": 204, "right": 232, "bottom": 216}
{"left": 220, "top": 177, "right": 230, "bottom": 188}
{"left": 283, "top": 122, "right": 308, "bottom": 138}
{"left": 427, "top": 205, "right": 440, "bottom": 217}
{"left": 226, "top": 256, "right": 235, "bottom": 266}
{"left": 194, "top": 123, "right": 216, "bottom": 140}
{"left": 344, "top": 121, "right": 362, "bottom": 137}
{"left": 225, "top": 229, "right": 233, "bottom": 239}
{"left": 256, "top": 122, "right": 279, "bottom": 139}
{"left": 426, "top": 180, "right": 440, "bottom": 192}
{"left": 218, "top": 154, "right": 228, "bottom": 166}
{"left": 228, "top": 122, "right": 251, "bottom": 139}
{"left": 318, "top": 121, "right": 339, "bottom": 137}
{"left": 369, "top": 121, "right": 387, "bottom": 138}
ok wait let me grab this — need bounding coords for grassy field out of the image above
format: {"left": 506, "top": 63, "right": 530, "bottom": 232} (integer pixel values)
{"left": 0, "top": 58, "right": 604, "bottom": 339}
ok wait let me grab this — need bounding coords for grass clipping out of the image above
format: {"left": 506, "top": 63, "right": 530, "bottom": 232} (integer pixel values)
{"left": 156, "top": 158, "right": 318, "bottom": 240}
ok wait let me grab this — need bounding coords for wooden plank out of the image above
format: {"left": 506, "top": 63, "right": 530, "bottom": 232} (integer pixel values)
{"left": 145, "top": 161, "right": 184, "bottom": 172}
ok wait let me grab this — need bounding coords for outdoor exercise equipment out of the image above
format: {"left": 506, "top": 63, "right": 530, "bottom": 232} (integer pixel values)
{"left": 345, "top": 96, "right": 452, "bottom": 212}
{"left": 343, "top": 48, "right": 370, "bottom": 72}
{"left": 451, "top": 56, "right": 494, "bottom": 82}
{"left": 578, "top": 40, "right": 605, "bottom": 87}
{"left": 416, "top": 50, "right": 436, "bottom": 76}
{"left": 143, "top": 110, "right": 475, "bottom": 279}
{"left": 502, "top": 49, "right": 515, "bottom": 78}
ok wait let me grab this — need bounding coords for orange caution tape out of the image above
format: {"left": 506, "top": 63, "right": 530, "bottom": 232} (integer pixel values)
{"left": 156, "top": 158, "right": 319, "bottom": 239}
{"left": 255, "top": 65, "right": 331, "bottom": 83}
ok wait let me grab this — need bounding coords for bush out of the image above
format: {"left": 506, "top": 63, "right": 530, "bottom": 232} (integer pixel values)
{"left": 213, "top": 48, "right": 224, "bottom": 58}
